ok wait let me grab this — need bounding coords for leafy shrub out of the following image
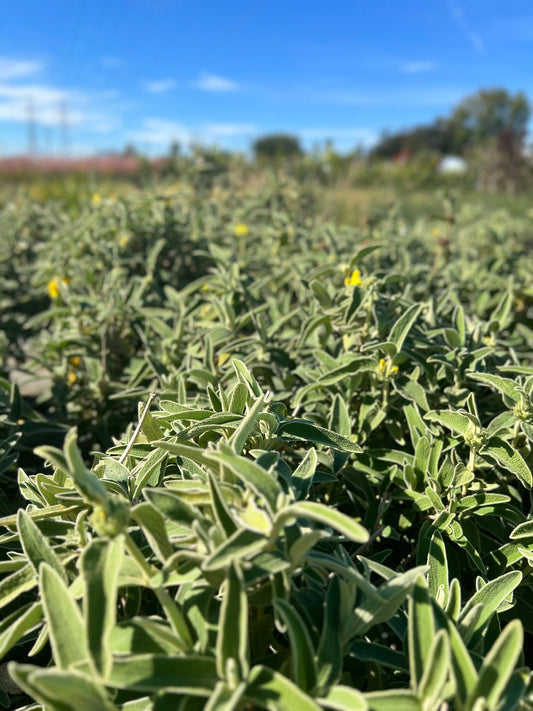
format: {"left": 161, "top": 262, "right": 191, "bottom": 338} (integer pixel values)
{"left": 1, "top": 177, "right": 533, "bottom": 709}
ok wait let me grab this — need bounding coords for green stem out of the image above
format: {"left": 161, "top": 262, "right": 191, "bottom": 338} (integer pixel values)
{"left": 382, "top": 382, "right": 389, "bottom": 409}
{"left": 125, "top": 533, "right": 193, "bottom": 649}
{"left": 468, "top": 448, "right": 476, "bottom": 473}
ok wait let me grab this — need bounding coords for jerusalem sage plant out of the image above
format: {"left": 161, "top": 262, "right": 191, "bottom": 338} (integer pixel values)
{"left": 0, "top": 180, "right": 532, "bottom": 708}
{"left": 0, "top": 359, "right": 531, "bottom": 709}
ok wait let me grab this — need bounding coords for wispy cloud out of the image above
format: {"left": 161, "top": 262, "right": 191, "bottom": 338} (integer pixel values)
{"left": 0, "top": 56, "right": 122, "bottom": 140}
{"left": 448, "top": 2, "right": 484, "bottom": 53}
{"left": 0, "top": 82, "right": 117, "bottom": 132}
{"left": 305, "top": 86, "right": 465, "bottom": 108}
{"left": 143, "top": 79, "right": 177, "bottom": 94}
{"left": 298, "top": 127, "right": 377, "bottom": 148}
{"left": 0, "top": 57, "right": 44, "bottom": 80}
{"left": 100, "top": 56, "right": 125, "bottom": 70}
{"left": 192, "top": 73, "right": 240, "bottom": 92}
{"left": 401, "top": 61, "right": 437, "bottom": 74}
{"left": 128, "top": 118, "right": 256, "bottom": 146}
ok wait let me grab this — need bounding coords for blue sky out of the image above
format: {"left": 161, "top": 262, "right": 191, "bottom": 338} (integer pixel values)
{"left": 0, "top": 0, "right": 532, "bottom": 156}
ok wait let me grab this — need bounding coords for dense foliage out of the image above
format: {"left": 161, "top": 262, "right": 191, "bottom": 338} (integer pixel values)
{"left": 0, "top": 176, "right": 533, "bottom": 710}
{"left": 370, "top": 88, "right": 531, "bottom": 158}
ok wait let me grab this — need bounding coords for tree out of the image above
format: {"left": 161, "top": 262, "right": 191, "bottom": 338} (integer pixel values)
{"left": 369, "top": 88, "right": 530, "bottom": 161}
{"left": 253, "top": 134, "right": 302, "bottom": 161}
{"left": 446, "top": 88, "right": 530, "bottom": 153}
{"left": 370, "top": 120, "right": 454, "bottom": 159}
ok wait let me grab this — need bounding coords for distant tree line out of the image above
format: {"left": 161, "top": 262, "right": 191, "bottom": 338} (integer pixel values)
{"left": 248, "top": 88, "right": 530, "bottom": 163}
{"left": 369, "top": 88, "right": 530, "bottom": 159}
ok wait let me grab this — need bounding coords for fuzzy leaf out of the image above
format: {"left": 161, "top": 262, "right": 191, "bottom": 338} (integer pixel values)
{"left": 39, "top": 564, "right": 88, "bottom": 670}
{"left": 216, "top": 562, "right": 249, "bottom": 681}
{"left": 244, "top": 665, "right": 321, "bottom": 711}
{"left": 388, "top": 303, "right": 422, "bottom": 354}
{"left": 80, "top": 537, "right": 123, "bottom": 679}
{"left": 273, "top": 598, "right": 317, "bottom": 692}
{"left": 483, "top": 437, "right": 532, "bottom": 488}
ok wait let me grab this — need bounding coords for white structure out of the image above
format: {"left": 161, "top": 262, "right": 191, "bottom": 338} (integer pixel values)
{"left": 437, "top": 155, "right": 467, "bottom": 174}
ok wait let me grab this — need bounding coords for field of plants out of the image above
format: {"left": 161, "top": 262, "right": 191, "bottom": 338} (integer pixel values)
{"left": 1, "top": 170, "right": 533, "bottom": 710}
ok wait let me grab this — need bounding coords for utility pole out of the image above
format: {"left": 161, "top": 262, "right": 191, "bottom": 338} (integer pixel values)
{"left": 59, "top": 100, "right": 69, "bottom": 156}
{"left": 27, "top": 96, "right": 37, "bottom": 157}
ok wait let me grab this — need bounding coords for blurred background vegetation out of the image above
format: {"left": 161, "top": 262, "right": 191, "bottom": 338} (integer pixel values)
{"left": 1, "top": 87, "right": 532, "bottom": 226}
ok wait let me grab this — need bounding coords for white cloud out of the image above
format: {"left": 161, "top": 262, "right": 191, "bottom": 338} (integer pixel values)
{"left": 0, "top": 58, "right": 43, "bottom": 80}
{"left": 206, "top": 123, "right": 256, "bottom": 137}
{"left": 448, "top": 2, "right": 485, "bottom": 53}
{"left": 193, "top": 73, "right": 240, "bottom": 92}
{"left": 401, "top": 61, "right": 437, "bottom": 74}
{"left": 128, "top": 118, "right": 256, "bottom": 146}
{"left": 143, "top": 79, "right": 176, "bottom": 94}
{"left": 307, "top": 86, "right": 466, "bottom": 108}
{"left": 0, "top": 80, "right": 121, "bottom": 134}
{"left": 298, "top": 127, "right": 378, "bottom": 148}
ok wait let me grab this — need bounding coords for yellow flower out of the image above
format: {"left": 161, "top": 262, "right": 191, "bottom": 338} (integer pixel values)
{"left": 69, "top": 356, "right": 81, "bottom": 369}
{"left": 377, "top": 357, "right": 399, "bottom": 380}
{"left": 47, "top": 276, "right": 69, "bottom": 299}
{"left": 91, "top": 193, "right": 101, "bottom": 204}
{"left": 431, "top": 227, "right": 441, "bottom": 237}
{"left": 119, "top": 234, "right": 130, "bottom": 248}
{"left": 345, "top": 269, "right": 362, "bottom": 287}
{"left": 217, "top": 352, "right": 232, "bottom": 367}
{"left": 47, "top": 279, "right": 60, "bottom": 299}
{"left": 67, "top": 370, "right": 77, "bottom": 386}
{"left": 234, "top": 223, "right": 249, "bottom": 238}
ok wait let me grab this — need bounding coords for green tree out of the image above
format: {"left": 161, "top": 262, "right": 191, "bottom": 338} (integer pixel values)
{"left": 447, "top": 88, "right": 530, "bottom": 153}
{"left": 370, "top": 120, "right": 454, "bottom": 159}
{"left": 253, "top": 134, "right": 302, "bottom": 161}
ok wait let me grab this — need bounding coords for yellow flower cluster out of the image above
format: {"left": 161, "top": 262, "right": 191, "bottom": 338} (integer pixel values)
{"left": 91, "top": 193, "right": 101, "bottom": 205}
{"left": 234, "top": 223, "right": 249, "bottom": 238}
{"left": 47, "top": 277, "right": 69, "bottom": 299}
{"left": 377, "top": 357, "right": 399, "bottom": 380}
{"left": 345, "top": 269, "right": 362, "bottom": 287}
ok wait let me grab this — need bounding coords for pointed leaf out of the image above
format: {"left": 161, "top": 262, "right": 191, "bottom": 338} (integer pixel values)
{"left": 317, "top": 576, "right": 342, "bottom": 690}
{"left": 447, "top": 619, "right": 477, "bottom": 705}
{"left": 408, "top": 575, "right": 435, "bottom": 687}
{"left": 107, "top": 654, "right": 218, "bottom": 694}
{"left": 427, "top": 529, "right": 449, "bottom": 604}
{"left": 290, "top": 448, "right": 318, "bottom": 500}
{"left": 80, "top": 537, "right": 123, "bottom": 679}
{"left": 244, "top": 665, "right": 321, "bottom": 711}
{"left": 39, "top": 564, "right": 88, "bottom": 670}
{"left": 388, "top": 303, "right": 422, "bottom": 354}
{"left": 458, "top": 571, "right": 522, "bottom": 641}
{"left": 216, "top": 562, "right": 249, "bottom": 681}
{"left": 364, "top": 690, "right": 421, "bottom": 711}
{"left": 17, "top": 509, "right": 67, "bottom": 583}
{"left": 483, "top": 437, "right": 532, "bottom": 488}
{"left": 228, "top": 394, "right": 267, "bottom": 454}
{"left": 7, "top": 665, "right": 118, "bottom": 711}
{"left": 468, "top": 620, "right": 523, "bottom": 710}
{"left": 273, "top": 598, "right": 317, "bottom": 693}
{"left": 278, "top": 501, "right": 368, "bottom": 543}
{"left": 319, "top": 684, "right": 368, "bottom": 710}
{"left": 278, "top": 419, "right": 363, "bottom": 453}
{"left": 417, "top": 628, "right": 449, "bottom": 703}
